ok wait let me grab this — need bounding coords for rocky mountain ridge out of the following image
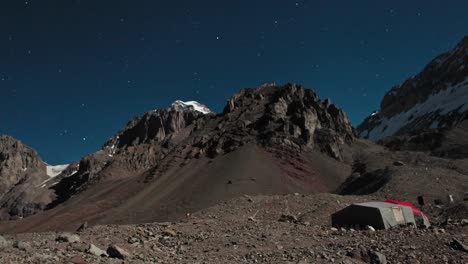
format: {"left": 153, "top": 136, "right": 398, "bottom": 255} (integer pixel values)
{"left": 0, "top": 83, "right": 356, "bottom": 224}
{"left": 358, "top": 36, "right": 468, "bottom": 141}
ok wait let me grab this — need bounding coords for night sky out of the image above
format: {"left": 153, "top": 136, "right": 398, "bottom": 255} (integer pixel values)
{"left": 1, "top": 1, "right": 467, "bottom": 165}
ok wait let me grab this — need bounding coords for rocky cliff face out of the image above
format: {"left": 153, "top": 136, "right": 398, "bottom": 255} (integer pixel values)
{"left": 220, "top": 83, "right": 354, "bottom": 159}
{"left": 358, "top": 36, "right": 468, "bottom": 141}
{"left": 0, "top": 136, "right": 51, "bottom": 219}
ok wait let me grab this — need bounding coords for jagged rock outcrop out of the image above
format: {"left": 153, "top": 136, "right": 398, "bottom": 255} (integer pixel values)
{"left": 358, "top": 36, "right": 468, "bottom": 141}
{"left": 217, "top": 83, "right": 354, "bottom": 159}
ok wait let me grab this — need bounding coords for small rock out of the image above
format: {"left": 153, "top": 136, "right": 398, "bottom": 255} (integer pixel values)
{"left": 13, "top": 241, "right": 31, "bottom": 251}
{"left": 162, "top": 228, "right": 177, "bottom": 237}
{"left": 393, "top": 161, "right": 405, "bottom": 166}
{"left": 107, "top": 244, "right": 131, "bottom": 259}
{"left": 88, "top": 244, "right": 108, "bottom": 257}
{"left": 365, "top": 225, "right": 376, "bottom": 232}
{"left": 76, "top": 221, "right": 88, "bottom": 233}
{"left": 73, "top": 243, "right": 89, "bottom": 253}
{"left": 56, "top": 233, "right": 81, "bottom": 243}
{"left": 0, "top": 235, "right": 8, "bottom": 248}
{"left": 370, "top": 251, "right": 387, "bottom": 264}
{"left": 330, "top": 227, "right": 339, "bottom": 232}
{"left": 279, "top": 214, "right": 298, "bottom": 223}
{"left": 128, "top": 236, "right": 140, "bottom": 244}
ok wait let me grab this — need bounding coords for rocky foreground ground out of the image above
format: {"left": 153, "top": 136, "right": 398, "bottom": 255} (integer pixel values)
{"left": 0, "top": 194, "right": 467, "bottom": 264}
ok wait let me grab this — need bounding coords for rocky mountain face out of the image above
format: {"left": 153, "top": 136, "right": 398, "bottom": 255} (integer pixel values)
{"left": 0, "top": 136, "right": 52, "bottom": 219}
{"left": 0, "top": 83, "right": 357, "bottom": 229}
{"left": 221, "top": 83, "right": 354, "bottom": 158}
{"left": 59, "top": 83, "right": 355, "bottom": 192}
{"left": 100, "top": 83, "right": 354, "bottom": 161}
{"left": 358, "top": 36, "right": 468, "bottom": 143}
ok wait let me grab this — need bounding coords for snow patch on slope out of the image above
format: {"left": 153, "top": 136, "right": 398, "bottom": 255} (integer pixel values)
{"left": 364, "top": 78, "right": 468, "bottom": 140}
{"left": 40, "top": 169, "right": 77, "bottom": 188}
{"left": 46, "top": 164, "right": 70, "bottom": 177}
{"left": 171, "top": 100, "right": 212, "bottom": 114}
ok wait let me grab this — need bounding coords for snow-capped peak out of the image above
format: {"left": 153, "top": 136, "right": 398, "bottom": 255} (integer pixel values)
{"left": 46, "top": 164, "right": 69, "bottom": 177}
{"left": 171, "top": 100, "right": 213, "bottom": 114}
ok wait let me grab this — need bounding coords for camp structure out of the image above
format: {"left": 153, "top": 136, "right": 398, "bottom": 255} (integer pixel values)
{"left": 331, "top": 202, "right": 417, "bottom": 230}
{"left": 384, "top": 199, "right": 430, "bottom": 228}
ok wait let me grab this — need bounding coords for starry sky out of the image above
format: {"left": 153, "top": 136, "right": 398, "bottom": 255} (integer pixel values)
{"left": 1, "top": 0, "right": 467, "bottom": 165}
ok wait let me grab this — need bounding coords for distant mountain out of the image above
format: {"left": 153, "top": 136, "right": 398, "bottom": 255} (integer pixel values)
{"left": 358, "top": 36, "right": 468, "bottom": 141}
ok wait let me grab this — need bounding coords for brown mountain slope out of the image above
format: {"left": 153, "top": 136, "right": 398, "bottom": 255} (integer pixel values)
{"left": 0, "top": 143, "right": 354, "bottom": 233}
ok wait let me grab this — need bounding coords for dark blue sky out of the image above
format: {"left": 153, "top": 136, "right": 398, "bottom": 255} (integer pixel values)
{"left": 1, "top": 0, "right": 467, "bottom": 164}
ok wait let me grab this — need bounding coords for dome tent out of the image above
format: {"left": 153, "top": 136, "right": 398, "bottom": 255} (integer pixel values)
{"left": 331, "top": 202, "right": 417, "bottom": 230}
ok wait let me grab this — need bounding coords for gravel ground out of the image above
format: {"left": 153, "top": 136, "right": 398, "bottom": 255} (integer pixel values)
{"left": 1, "top": 194, "right": 467, "bottom": 264}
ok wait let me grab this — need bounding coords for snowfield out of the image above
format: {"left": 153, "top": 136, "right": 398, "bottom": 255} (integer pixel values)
{"left": 46, "top": 164, "right": 70, "bottom": 177}
{"left": 171, "top": 100, "right": 213, "bottom": 114}
{"left": 361, "top": 78, "right": 468, "bottom": 140}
